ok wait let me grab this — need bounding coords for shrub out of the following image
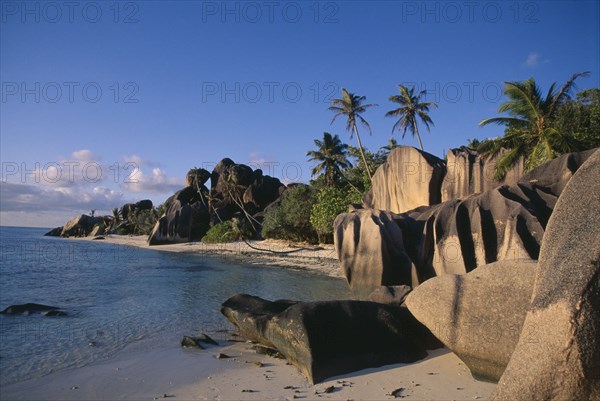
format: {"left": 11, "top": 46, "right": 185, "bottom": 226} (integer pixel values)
{"left": 310, "top": 186, "right": 362, "bottom": 243}
{"left": 261, "top": 185, "right": 318, "bottom": 243}
{"left": 201, "top": 218, "right": 254, "bottom": 243}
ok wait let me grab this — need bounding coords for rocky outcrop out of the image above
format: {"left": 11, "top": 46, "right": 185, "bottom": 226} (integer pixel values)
{"left": 491, "top": 150, "right": 600, "bottom": 401}
{"left": 113, "top": 199, "right": 157, "bottom": 235}
{"left": 405, "top": 259, "right": 538, "bottom": 382}
{"left": 221, "top": 294, "right": 439, "bottom": 384}
{"left": 441, "top": 147, "right": 523, "bottom": 202}
{"left": 362, "top": 146, "right": 446, "bottom": 214}
{"left": 149, "top": 159, "right": 284, "bottom": 245}
{"left": 59, "top": 214, "right": 107, "bottom": 237}
{"left": 147, "top": 186, "right": 210, "bottom": 245}
{"left": 335, "top": 150, "right": 595, "bottom": 296}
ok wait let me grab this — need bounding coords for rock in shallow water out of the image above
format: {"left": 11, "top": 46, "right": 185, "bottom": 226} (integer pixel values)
{"left": 405, "top": 259, "right": 537, "bottom": 382}
{"left": 221, "top": 294, "right": 441, "bottom": 383}
{"left": 1, "top": 303, "right": 62, "bottom": 315}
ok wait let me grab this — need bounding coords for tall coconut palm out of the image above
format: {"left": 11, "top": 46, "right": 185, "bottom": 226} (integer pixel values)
{"left": 329, "top": 88, "right": 377, "bottom": 181}
{"left": 479, "top": 71, "right": 589, "bottom": 178}
{"left": 306, "top": 132, "right": 352, "bottom": 187}
{"left": 386, "top": 85, "right": 437, "bottom": 151}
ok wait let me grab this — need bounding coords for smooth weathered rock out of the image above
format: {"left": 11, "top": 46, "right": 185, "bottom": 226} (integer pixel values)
{"left": 442, "top": 147, "right": 524, "bottom": 202}
{"left": 186, "top": 168, "right": 211, "bottom": 189}
{"left": 147, "top": 186, "right": 210, "bottom": 245}
{"left": 362, "top": 146, "right": 446, "bottom": 214}
{"left": 335, "top": 151, "right": 594, "bottom": 293}
{"left": 368, "top": 285, "right": 412, "bottom": 306}
{"left": 405, "top": 259, "right": 538, "bottom": 382}
{"left": 221, "top": 294, "right": 438, "bottom": 383}
{"left": 491, "top": 149, "right": 600, "bottom": 401}
{"left": 1, "top": 303, "right": 61, "bottom": 315}
{"left": 334, "top": 209, "right": 417, "bottom": 299}
{"left": 60, "top": 214, "right": 105, "bottom": 237}
{"left": 181, "top": 335, "right": 205, "bottom": 349}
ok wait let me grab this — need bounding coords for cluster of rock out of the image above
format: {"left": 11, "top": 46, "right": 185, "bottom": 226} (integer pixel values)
{"left": 45, "top": 199, "right": 157, "bottom": 238}
{"left": 147, "top": 158, "right": 284, "bottom": 245}
{"left": 407, "top": 150, "right": 600, "bottom": 400}
{"left": 220, "top": 146, "right": 598, "bottom": 397}
{"left": 335, "top": 146, "right": 595, "bottom": 298}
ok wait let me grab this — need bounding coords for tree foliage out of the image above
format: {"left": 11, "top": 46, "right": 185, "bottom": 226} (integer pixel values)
{"left": 261, "top": 185, "right": 318, "bottom": 243}
{"left": 306, "top": 132, "right": 352, "bottom": 187}
{"left": 310, "top": 186, "right": 362, "bottom": 243}
{"left": 479, "top": 72, "right": 590, "bottom": 178}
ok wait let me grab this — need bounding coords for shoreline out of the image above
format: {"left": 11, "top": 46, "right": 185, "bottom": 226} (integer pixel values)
{"left": 66, "top": 235, "right": 344, "bottom": 279}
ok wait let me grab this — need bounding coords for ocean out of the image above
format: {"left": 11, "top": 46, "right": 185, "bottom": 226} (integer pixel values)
{"left": 0, "top": 226, "right": 351, "bottom": 386}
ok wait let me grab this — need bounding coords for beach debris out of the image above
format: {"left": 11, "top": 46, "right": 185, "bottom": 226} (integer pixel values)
{"left": 216, "top": 352, "right": 230, "bottom": 359}
{"left": 387, "top": 387, "right": 405, "bottom": 398}
{"left": 323, "top": 386, "right": 335, "bottom": 393}
{"left": 427, "top": 372, "right": 437, "bottom": 375}
{"left": 241, "top": 389, "right": 258, "bottom": 393}
{"left": 283, "top": 385, "right": 298, "bottom": 390}
{"left": 255, "top": 361, "right": 264, "bottom": 367}
{"left": 456, "top": 387, "right": 464, "bottom": 390}
{"left": 180, "top": 335, "right": 205, "bottom": 349}
{"left": 337, "top": 380, "right": 353, "bottom": 387}
{"left": 194, "top": 332, "right": 218, "bottom": 345}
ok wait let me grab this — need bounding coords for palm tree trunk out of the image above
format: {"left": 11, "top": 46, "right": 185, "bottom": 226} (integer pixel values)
{"left": 413, "top": 121, "right": 424, "bottom": 151}
{"left": 353, "top": 123, "right": 373, "bottom": 181}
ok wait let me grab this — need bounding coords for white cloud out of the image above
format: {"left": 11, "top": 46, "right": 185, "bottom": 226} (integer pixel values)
{"left": 120, "top": 166, "right": 184, "bottom": 194}
{"left": 71, "top": 149, "right": 98, "bottom": 162}
{"left": 523, "top": 52, "right": 549, "bottom": 68}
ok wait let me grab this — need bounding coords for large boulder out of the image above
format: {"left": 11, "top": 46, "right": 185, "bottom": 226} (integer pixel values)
{"left": 441, "top": 147, "right": 523, "bottom": 202}
{"left": 221, "top": 294, "right": 439, "bottom": 384}
{"left": 243, "top": 170, "right": 284, "bottom": 212}
{"left": 60, "top": 214, "right": 105, "bottom": 237}
{"left": 362, "top": 146, "right": 446, "bottom": 214}
{"left": 147, "top": 186, "right": 210, "bottom": 245}
{"left": 334, "top": 150, "right": 595, "bottom": 294}
{"left": 334, "top": 209, "right": 417, "bottom": 299}
{"left": 405, "top": 259, "right": 538, "bottom": 382}
{"left": 491, "top": 149, "right": 600, "bottom": 401}
{"left": 185, "top": 168, "right": 211, "bottom": 189}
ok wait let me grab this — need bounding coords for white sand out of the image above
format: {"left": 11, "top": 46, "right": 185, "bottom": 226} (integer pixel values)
{"left": 1, "top": 235, "right": 497, "bottom": 400}
{"left": 2, "top": 340, "right": 496, "bottom": 401}
{"left": 73, "top": 235, "right": 343, "bottom": 278}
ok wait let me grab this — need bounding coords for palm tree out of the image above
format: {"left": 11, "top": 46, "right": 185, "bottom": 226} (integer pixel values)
{"left": 380, "top": 137, "right": 398, "bottom": 155}
{"left": 479, "top": 71, "right": 589, "bottom": 178}
{"left": 386, "top": 85, "right": 437, "bottom": 151}
{"left": 329, "top": 88, "right": 377, "bottom": 181}
{"left": 306, "top": 132, "right": 352, "bottom": 187}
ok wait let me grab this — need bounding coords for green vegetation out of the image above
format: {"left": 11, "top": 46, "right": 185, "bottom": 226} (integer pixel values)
{"left": 262, "top": 185, "right": 318, "bottom": 243}
{"left": 479, "top": 72, "right": 591, "bottom": 178}
{"left": 310, "top": 186, "right": 362, "bottom": 243}
{"left": 306, "top": 132, "right": 352, "bottom": 187}
{"left": 202, "top": 218, "right": 254, "bottom": 243}
{"left": 386, "top": 84, "right": 438, "bottom": 151}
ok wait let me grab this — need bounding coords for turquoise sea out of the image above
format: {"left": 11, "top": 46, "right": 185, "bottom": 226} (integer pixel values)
{"left": 0, "top": 226, "right": 351, "bottom": 386}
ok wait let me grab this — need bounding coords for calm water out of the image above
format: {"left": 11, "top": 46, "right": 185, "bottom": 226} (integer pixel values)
{"left": 0, "top": 226, "right": 351, "bottom": 386}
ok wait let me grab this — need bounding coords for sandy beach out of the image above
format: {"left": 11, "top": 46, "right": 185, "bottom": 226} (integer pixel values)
{"left": 2, "top": 334, "right": 496, "bottom": 401}
{"left": 72, "top": 235, "right": 344, "bottom": 279}
{"left": 1, "top": 235, "right": 497, "bottom": 400}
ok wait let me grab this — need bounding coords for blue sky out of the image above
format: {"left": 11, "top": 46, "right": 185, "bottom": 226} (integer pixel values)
{"left": 1, "top": 0, "right": 599, "bottom": 227}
